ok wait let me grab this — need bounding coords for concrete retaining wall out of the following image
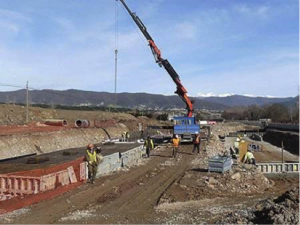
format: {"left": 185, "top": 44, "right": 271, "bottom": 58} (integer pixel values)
{"left": 263, "top": 130, "right": 299, "bottom": 156}
{"left": 0, "top": 126, "right": 126, "bottom": 160}
{"left": 96, "top": 146, "right": 145, "bottom": 177}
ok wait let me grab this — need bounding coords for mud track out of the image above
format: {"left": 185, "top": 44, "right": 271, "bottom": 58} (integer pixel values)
{"left": 6, "top": 145, "right": 195, "bottom": 224}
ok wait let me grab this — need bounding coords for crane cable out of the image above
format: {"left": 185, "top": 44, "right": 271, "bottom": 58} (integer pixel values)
{"left": 114, "top": 0, "right": 119, "bottom": 108}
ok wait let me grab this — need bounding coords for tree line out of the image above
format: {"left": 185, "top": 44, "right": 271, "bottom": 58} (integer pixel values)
{"left": 221, "top": 103, "right": 299, "bottom": 123}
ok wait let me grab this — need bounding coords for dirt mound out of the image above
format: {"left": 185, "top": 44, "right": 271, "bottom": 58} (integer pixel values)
{"left": 157, "top": 122, "right": 271, "bottom": 205}
{"left": 201, "top": 164, "right": 272, "bottom": 194}
{"left": 158, "top": 164, "right": 272, "bottom": 205}
{"left": 219, "top": 187, "right": 299, "bottom": 224}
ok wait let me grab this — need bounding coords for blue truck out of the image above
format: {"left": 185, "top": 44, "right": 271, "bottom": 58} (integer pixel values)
{"left": 173, "top": 117, "right": 200, "bottom": 142}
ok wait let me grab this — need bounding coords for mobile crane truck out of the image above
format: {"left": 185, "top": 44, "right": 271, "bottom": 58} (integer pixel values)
{"left": 120, "top": 0, "right": 200, "bottom": 142}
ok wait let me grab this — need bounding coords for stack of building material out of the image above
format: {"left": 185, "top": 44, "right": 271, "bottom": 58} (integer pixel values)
{"left": 208, "top": 156, "right": 233, "bottom": 173}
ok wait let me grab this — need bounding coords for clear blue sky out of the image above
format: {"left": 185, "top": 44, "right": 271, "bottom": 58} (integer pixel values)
{"left": 0, "top": 0, "right": 298, "bottom": 97}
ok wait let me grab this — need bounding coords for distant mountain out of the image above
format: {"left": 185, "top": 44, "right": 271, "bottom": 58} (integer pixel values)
{"left": 0, "top": 89, "right": 296, "bottom": 110}
{"left": 278, "top": 96, "right": 299, "bottom": 108}
{"left": 0, "top": 89, "right": 228, "bottom": 110}
{"left": 197, "top": 95, "right": 296, "bottom": 107}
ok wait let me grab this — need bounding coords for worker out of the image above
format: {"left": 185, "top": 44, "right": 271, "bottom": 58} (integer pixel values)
{"left": 230, "top": 146, "right": 238, "bottom": 159}
{"left": 122, "top": 132, "right": 126, "bottom": 142}
{"left": 243, "top": 150, "right": 256, "bottom": 165}
{"left": 144, "top": 136, "right": 154, "bottom": 157}
{"left": 85, "top": 143, "right": 100, "bottom": 184}
{"left": 172, "top": 135, "right": 180, "bottom": 158}
{"left": 192, "top": 132, "right": 201, "bottom": 155}
{"left": 126, "top": 132, "right": 130, "bottom": 141}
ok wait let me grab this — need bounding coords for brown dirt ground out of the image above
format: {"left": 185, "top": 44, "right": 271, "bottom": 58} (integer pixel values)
{"left": 0, "top": 104, "right": 166, "bottom": 136}
{"left": 0, "top": 120, "right": 298, "bottom": 224}
{"left": 1, "top": 144, "right": 298, "bottom": 224}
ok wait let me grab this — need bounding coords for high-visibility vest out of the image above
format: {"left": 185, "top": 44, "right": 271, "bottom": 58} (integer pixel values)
{"left": 195, "top": 135, "right": 200, "bottom": 144}
{"left": 172, "top": 138, "right": 180, "bottom": 147}
{"left": 86, "top": 150, "right": 97, "bottom": 163}
{"left": 243, "top": 152, "right": 254, "bottom": 163}
{"left": 144, "top": 139, "right": 154, "bottom": 149}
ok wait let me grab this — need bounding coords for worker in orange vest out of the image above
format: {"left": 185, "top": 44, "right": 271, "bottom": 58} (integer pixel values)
{"left": 192, "top": 132, "right": 201, "bottom": 155}
{"left": 172, "top": 135, "right": 180, "bottom": 158}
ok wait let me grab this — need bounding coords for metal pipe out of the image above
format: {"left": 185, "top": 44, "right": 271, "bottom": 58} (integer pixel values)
{"left": 44, "top": 119, "right": 68, "bottom": 126}
{"left": 75, "top": 119, "right": 90, "bottom": 128}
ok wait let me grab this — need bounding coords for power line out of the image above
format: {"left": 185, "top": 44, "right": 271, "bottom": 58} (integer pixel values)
{"left": 0, "top": 82, "right": 108, "bottom": 112}
{"left": 0, "top": 83, "right": 25, "bottom": 89}
{"left": 0, "top": 83, "right": 81, "bottom": 99}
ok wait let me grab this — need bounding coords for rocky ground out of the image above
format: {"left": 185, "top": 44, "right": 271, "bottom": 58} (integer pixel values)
{"left": 219, "top": 187, "right": 299, "bottom": 224}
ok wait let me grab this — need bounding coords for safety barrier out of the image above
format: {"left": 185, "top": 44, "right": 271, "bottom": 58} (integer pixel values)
{"left": 0, "top": 165, "right": 82, "bottom": 202}
{"left": 0, "top": 175, "right": 41, "bottom": 197}
{"left": 257, "top": 163, "right": 300, "bottom": 173}
{"left": 0, "top": 146, "right": 145, "bottom": 203}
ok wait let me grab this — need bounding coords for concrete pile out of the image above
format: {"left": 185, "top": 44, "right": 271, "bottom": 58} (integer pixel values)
{"left": 219, "top": 187, "right": 299, "bottom": 224}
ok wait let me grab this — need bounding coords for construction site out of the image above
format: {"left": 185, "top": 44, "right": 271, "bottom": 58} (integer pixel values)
{"left": 0, "top": 0, "right": 299, "bottom": 224}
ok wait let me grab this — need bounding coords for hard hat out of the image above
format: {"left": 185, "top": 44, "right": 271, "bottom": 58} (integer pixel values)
{"left": 175, "top": 135, "right": 179, "bottom": 138}
{"left": 195, "top": 131, "right": 199, "bottom": 134}
{"left": 87, "top": 143, "right": 94, "bottom": 149}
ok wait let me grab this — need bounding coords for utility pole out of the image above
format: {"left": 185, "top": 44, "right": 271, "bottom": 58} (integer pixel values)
{"left": 26, "top": 81, "right": 29, "bottom": 123}
{"left": 114, "top": 0, "right": 119, "bottom": 109}
{"left": 281, "top": 141, "right": 284, "bottom": 164}
{"left": 115, "top": 49, "right": 118, "bottom": 109}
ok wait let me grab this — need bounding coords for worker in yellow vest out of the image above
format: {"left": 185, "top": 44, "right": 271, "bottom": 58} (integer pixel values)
{"left": 172, "top": 135, "right": 180, "bottom": 158}
{"left": 85, "top": 143, "right": 101, "bottom": 184}
{"left": 144, "top": 136, "right": 154, "bottom": 157}
{"left": 243, "top": 150, "right": 256, "bottom": 165}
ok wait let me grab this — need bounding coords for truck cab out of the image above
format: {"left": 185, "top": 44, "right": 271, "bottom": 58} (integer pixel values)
{"left": 173, "top": 117, "right": 200, "bottom": 142}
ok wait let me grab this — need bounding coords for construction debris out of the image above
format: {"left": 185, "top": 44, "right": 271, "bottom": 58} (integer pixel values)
{"left": 219, "top": 187, "right": 299, "bottom": 224}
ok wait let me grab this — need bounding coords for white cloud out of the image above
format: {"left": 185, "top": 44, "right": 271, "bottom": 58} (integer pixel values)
{"left": 234, "top": 4, "right": 269, "bottom": 17}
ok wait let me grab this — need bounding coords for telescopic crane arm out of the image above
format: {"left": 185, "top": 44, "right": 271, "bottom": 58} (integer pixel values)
{"left": 119, "top": 0, "right": 194, "bottom": 117}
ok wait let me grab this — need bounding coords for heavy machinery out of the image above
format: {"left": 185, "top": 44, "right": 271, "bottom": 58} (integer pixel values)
{"left": 120, "top": 0, "right": 200, "bottom": 141}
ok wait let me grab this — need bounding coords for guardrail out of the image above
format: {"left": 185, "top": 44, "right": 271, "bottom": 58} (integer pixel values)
{"left": 257, "top": 163, "right": 300, "bottom": 173}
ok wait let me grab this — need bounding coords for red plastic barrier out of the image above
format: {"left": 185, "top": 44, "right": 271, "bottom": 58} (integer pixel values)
{"left": 0, "top": 157, "right": 86, "bottom": 214}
